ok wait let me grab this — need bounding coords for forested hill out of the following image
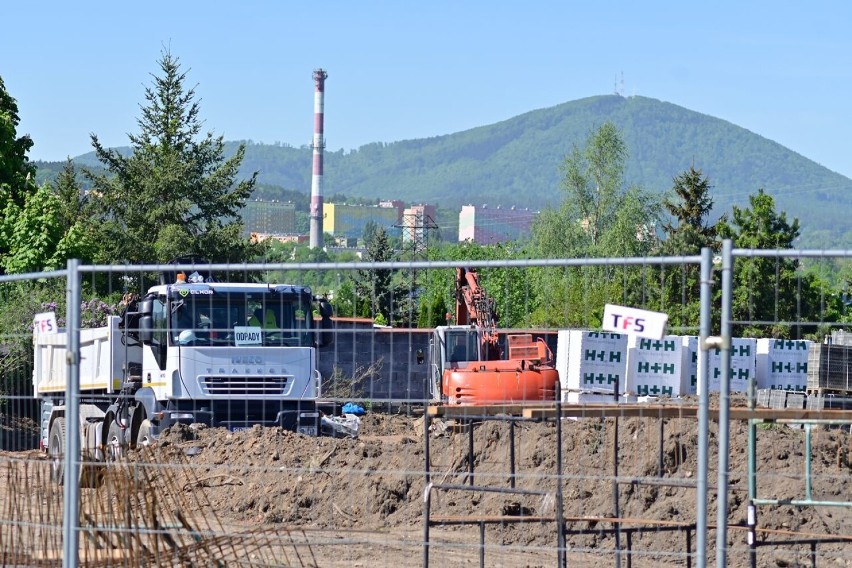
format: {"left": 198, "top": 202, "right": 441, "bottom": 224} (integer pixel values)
{"left": 57, "top": 95, "right": 852, "bottom": 246}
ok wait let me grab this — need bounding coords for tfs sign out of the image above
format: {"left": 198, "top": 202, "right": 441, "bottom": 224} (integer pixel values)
{"left": 33, "top": 312, "right": 59, "bottom": 335}
{"left": 602, "top": 304, "right": 668, "bottom": 339}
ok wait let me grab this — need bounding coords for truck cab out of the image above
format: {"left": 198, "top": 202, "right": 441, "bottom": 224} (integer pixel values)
{"left": 133, "top": 280, "right": 327, "bottom": 435}
{"left": 34, "top": 273, "right": 333, "bottom": 481}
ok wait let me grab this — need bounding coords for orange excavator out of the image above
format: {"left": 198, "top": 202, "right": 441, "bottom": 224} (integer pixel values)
{"left": 429, "top": 267, "right": 559, "bottom": 405}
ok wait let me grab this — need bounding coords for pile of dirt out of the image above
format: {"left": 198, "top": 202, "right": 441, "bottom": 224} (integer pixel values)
{"left": 142, "top": 411, "right": 852, "bottom": 566}
{"left": 152, "top": 414, "right": 427, "bottom": 528}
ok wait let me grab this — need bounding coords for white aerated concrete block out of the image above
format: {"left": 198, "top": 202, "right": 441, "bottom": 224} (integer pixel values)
{"left": 756, "top": 338, "right": 810, "bottom": 391}
{"left": 559, "top": 330, "right": 628, "bottom": 394}
{"left": 626, "top": 335, "right": 683, "bottom": 397}
{"left": 681, "top": 336, "right": 756, "bottom": 394}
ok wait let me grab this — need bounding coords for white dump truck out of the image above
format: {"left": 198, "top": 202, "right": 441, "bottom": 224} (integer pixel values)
{"left": 33, "top": 269, "right": 333, "bottom": 482}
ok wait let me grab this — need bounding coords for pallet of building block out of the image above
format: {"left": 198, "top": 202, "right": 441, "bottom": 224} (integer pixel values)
{"left": 806, "top": 392, "right": 852, "bottom": 410}
{"left": 765, "top": 389, "right": 807, "bottom": 409}
{"left": 559, "top": 330, "right": 628, "bottom": 394}
{"left": 626, "top": 335, "right": 683, "bottom": 398}
{"left": 768, "top": 389, "right": 788, "bottom": 409}
{"left": 680, "top": 336, "right": 756, "bottom": 395}
{"left": 785, "top": 392, "right": 807, "bottom": 409}
{"left": 756, "top": 388, "right": 772, "bottom": 408}
{"left": 756, "top": 338, "right": 810, "bottom": 391}
{"left": 806, "top": 344, "right": 852, "bottom": 393}
{"left": 830, "top": 329, "right": 852, "bottom": 346}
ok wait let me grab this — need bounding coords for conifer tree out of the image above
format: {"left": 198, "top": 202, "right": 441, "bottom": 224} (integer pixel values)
{"left": 662, "top": 165, "right": 719, "bottom": 254}
{"left": 656, "top": 166, "right": 721, "bottom": 329}
{"left": 86, "top": 50, "right": 258, "bottom": 264}
{"left": 718, "top": 189, "right": 820, "bottom": 337}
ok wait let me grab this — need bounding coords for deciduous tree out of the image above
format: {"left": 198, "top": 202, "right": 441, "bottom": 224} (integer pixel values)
{"left": 529, "top": 122, "right": 660, "bottom": 327}
{"left": 0, "top": 184, "right": 96, "bottom": 273}
{"left": 0, "top": 76, "right": 35, "bottom": 211}
{"left": 0, "top": 75, "right": 38, "bottom": 270}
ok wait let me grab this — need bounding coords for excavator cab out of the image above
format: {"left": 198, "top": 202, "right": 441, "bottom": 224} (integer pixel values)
{"left": 447, "top": 328, "right": 479, "bottom": 362}
{"left": 429, "top": 325, "right": 481, "bottom": 401}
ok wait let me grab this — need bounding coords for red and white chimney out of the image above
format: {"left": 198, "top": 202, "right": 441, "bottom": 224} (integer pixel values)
{"left": 309, "top": 68, "right": 328, "bottom": 249}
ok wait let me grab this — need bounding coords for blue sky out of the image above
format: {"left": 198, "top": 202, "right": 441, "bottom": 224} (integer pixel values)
{"left": 3, "top": 1, "right": 851, "bottom": 178}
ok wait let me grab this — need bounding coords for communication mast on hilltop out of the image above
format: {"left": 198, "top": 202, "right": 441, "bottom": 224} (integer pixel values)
{"left": 614, "top": 71, "right": 625, "bottom": 97}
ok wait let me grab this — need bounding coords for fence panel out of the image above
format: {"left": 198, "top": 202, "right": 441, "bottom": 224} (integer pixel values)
{"left": 0, "top": 251, "right": 848, "bottom": 567}
{"left": 721, "top": 245, "right": 852, "bottom": 568}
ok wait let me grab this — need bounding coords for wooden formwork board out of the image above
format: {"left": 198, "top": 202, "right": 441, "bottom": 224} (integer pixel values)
{"left": 425, "top": 403, "right": 852, "bottom": 422}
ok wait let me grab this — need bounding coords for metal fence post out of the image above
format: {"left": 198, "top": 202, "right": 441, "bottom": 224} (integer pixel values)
{"left": 696, "top": 247, "right": 712, "bottom": 568}
{"left": 63, "top": 258, "right": 81, "bottom": 568}
{"left": 716, "top": 239, "right": 733, "bottom": 567}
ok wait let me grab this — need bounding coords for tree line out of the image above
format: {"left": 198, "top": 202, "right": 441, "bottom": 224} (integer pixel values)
{"left": 1, "top": 51, "right": 850, "bottom": 377}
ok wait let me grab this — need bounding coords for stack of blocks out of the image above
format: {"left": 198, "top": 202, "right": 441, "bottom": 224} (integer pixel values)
{"left": 626, "top": 336, "right": 683, "bottom": 397}
{"left": 756, "top": 339, "right": 810, "bottom": 391}
{"left": 556, "top": 331, "right": 810, "bottom": 402}
{"left": 556, "top": 330, "right": 629, "bottom": 403}
{"left": 679, "top": 337, "right": 756, "bottom": 395}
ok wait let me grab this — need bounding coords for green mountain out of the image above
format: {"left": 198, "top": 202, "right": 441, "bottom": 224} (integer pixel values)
{"left": 38, "top": 95, "right": 852, "bottom": 247}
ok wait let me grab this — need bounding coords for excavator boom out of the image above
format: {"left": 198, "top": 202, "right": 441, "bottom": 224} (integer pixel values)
{"left": 453, "top": 267, "right": 500, "bottom": 359}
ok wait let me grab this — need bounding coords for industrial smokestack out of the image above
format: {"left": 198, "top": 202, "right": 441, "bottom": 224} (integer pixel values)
{"left": 309, "top": 68, "right": 328, "bottom": 249}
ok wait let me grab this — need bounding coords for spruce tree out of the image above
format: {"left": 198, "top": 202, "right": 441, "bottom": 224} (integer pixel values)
{"left": 0, "top": 76, "right": 35, "bottom": 210}
{"left": 656, "top": 166, "right": 720, "bottom": 329}
{"left": 86, "top": 50, "right": 258, "bottom": 264}
{"left": 662, "top": 165, "right": 719, "bottom": 254}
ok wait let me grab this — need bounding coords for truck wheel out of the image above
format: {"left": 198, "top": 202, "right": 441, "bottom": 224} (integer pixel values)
{"left": 48, "top": 418, "right": 66, "bottom": 485}
{"left": 136, "top": 419, "right": 153, "bottom": 448}
{"left": 106, "top": 421, "right": 127, "bottom": 461}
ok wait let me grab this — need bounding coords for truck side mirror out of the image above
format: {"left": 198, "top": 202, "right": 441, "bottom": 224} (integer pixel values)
{"left": 317, "top": 297, "right": 334, "bottom": 347}
{"left": 137, "top": 299, "right": 153, "bottom": 315}
{"left": 139, "top": 315, "right": 153, "bottom": 344}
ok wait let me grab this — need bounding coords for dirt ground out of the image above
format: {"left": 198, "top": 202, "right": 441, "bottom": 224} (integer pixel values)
{"left": 1, "top": 403, "right": 851, "bottom": 567}
{"left": 148, "top": 404, "right": 852, "bottom": 568}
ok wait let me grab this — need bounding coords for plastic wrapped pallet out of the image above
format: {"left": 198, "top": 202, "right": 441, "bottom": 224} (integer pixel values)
{"left": 681, "top": 336, "right": 756, "bottom": 394}
{"left": 681, "top": 336, "right": 699, "bottom": 395}
{"left": 756, "top": 339, "right": 810, "bottom": 391}
{"left": 710, "top": 338, "right": 756, "bottom": 393}
{"left": 626, "top": 335, "right": 683, "bottom": 397}
{"left": 559, "top": 330, "right": 627, "bottom": 395}
{"left": 806, "top": 344, "right": 852, "bottom": 393}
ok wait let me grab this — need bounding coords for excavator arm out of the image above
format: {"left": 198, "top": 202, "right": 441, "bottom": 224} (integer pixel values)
{"left": 453, "top": 267, "right": 501, "bottom": 360}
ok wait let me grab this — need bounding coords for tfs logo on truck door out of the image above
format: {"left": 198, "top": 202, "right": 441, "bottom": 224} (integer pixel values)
{"left": 602, "top": 304, "right": 668, "bottom": 340}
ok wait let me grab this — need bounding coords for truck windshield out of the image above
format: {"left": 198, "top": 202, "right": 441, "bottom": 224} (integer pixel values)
{"left": 169, "top": 293, "right": 314, "bottom": 347}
